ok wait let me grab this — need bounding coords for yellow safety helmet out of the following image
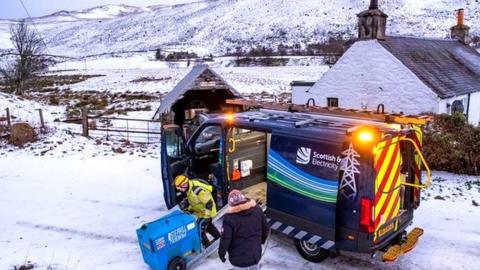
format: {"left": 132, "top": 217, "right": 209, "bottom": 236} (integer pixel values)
{"left": 174, "top": 175, "right": 189, "bottom": 188}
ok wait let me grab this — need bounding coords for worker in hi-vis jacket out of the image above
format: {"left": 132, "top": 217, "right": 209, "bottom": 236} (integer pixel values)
{"left": 174, "top": 174, "right": 221, "bottom": 247}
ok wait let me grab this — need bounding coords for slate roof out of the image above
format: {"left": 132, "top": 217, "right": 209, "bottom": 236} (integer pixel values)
{"left": 379, "top": 36, "right": 480, "bottom": 98}
{"left": 155, "top": 64, "right": 240, "bottom": 117}
{"left": 290, "top": 81, "right": 316, "bottom": 87}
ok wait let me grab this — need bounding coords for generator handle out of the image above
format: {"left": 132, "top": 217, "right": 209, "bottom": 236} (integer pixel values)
{"left": 399, "top": 137, "right": 431, "bottom": 189}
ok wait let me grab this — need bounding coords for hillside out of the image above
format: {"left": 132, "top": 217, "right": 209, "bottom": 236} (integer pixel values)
{"left": 34, "top": 4, "right": 153, "bottom": 23}
{"left": 0, "top": 0, "right": 479, "bottom": 57}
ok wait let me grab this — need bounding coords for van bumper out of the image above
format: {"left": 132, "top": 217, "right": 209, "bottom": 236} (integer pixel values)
{"left": 356, "top": 214, "right": 413, "bottom": 253}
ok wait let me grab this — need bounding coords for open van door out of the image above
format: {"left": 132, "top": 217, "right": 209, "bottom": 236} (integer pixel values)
{"left": 161, "top": 125, "right": 189, "bottom": 209}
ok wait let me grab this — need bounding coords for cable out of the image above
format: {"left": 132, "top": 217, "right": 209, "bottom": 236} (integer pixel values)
{"left": 17, "top": 0, "right": 51, "bottom": 55}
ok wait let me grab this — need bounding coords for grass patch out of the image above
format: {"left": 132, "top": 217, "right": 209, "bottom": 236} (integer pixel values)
{"left": 129, "top": 76, "right": 172, "bottom": 83}
{"left": 465, "top": 180, "right": 480, "bottom": 191}
{"left": 27, "top": 74, "right": 104, "bottom": 92}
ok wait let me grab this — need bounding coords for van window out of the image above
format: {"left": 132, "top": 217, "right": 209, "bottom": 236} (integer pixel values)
{"left": 191, "top": 124, "right": 223, "bottom": 181}
{"left": 165, "top": 128, "right": 186, "bottom": 158}
{"left": 195, "top": 125, "right": 222, "bottom": 145}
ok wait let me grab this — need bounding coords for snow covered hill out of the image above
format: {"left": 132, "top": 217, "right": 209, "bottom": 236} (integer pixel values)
{"left": 34, "top": 4, "right": 153, "bottom": 23}
{"left": 1, "top": 0, "right": 479, "bottom": 56}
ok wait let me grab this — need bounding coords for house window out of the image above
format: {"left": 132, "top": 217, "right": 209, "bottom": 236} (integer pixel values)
{"left": 450, "top": 100, "right": 465, "bottom": 114}
{"left": 327, "top": 97, "right": 339, "bottom": 107}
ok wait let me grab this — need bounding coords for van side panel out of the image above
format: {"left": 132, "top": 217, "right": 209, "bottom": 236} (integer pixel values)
{"left": 266, "top": 133, "right": 341, "bottom": 244}
{"left": 373, "top": 136, "right": 402, "bottom": 242}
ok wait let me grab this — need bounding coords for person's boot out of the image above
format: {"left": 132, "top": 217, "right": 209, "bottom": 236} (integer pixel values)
{"left": 202, "top": 239, "right": 211, "bottom": 248}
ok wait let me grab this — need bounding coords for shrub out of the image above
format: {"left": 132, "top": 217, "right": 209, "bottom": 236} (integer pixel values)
{"left": 155, "top": 49, "right": 164, "bottom": 60}
{"left": 423, "top": 113, "right": 480, "bottom": 175}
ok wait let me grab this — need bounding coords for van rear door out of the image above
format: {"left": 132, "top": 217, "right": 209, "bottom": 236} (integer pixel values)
{"left": 161, "top": 125, "right": 189, "bottom": 209}
{"left": 372, "top": 135, "right": 403, "bottom": 242}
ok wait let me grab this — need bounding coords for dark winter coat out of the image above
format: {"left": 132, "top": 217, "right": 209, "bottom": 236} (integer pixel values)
{"left": 218, "top": 199, "right": 269, "bottom": 267}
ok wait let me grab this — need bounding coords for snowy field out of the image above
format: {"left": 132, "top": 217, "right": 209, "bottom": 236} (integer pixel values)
{"left": 0, "top": 59, "right": 479, "bottom": 270}
{"left": 48, "top": 54, "right": 329, "bottom": 95}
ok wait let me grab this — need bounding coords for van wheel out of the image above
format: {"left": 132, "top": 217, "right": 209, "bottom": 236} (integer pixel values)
{"left": 168, "top": 257, "right": 186, "bottom": 270}
{"left": 294, "top": 239, "right": 329, "bottom": 262}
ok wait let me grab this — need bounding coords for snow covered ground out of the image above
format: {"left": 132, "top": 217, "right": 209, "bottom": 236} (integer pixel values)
{"left": 48, "top": 54, "right": 328, "bottom": 95}
{"left": 0, "top": 143, "right": 479, "bottom": 270}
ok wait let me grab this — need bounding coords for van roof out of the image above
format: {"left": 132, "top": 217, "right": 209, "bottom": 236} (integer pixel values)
{"left": 204, "top": 110, "right": 398, "bottom": 140}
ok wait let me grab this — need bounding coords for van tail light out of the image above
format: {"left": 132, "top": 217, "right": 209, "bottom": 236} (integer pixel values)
{"left": 360, "top": 198, "right": 375, "bottom": 233}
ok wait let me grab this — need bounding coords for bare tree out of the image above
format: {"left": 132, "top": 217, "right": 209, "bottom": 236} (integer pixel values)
{"left": 0, "top": 21, "right": 46, "bottom": 95}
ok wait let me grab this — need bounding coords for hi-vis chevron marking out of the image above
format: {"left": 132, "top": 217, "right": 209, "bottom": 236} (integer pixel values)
{"left": 373, "top": 136, "right": 402, "bottom": 240}
{"left": 267, "top": 218, "right": 335, "bottom": 250}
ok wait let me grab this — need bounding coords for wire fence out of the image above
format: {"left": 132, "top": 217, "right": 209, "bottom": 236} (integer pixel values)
{"left": 86, "top": 115, "right": 162, "bottom": 144}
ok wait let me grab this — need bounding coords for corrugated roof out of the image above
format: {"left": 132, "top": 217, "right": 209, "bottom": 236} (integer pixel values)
{"left": 379, "top": 36, "right": 480, "bottom": 98}
{"left": 156, "top": 64, "right": 240, "bottom": 116}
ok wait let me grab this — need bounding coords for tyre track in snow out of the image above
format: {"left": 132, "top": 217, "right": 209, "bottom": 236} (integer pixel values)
{"left": 16, "top": 221, "right": 138, "bottom": 244}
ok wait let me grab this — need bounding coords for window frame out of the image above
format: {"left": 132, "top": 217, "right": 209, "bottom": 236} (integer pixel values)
{"left": 327, "top": 97, "right": 339, "bottom": 107}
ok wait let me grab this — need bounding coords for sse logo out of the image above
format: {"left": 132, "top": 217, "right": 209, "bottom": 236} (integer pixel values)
{"left": 296, "top": 147, "right": 311, "bottom": 165}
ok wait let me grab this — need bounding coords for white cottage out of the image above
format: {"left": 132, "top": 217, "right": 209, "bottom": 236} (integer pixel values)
{"left": 293, "top": 1, "right": 480, "bottom": 126}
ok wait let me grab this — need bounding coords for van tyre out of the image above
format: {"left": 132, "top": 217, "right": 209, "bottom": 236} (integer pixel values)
{"left": 168, "top": 257, "right": 186, "bottom": 270}
{"left": 294, "top": 239, "right": 329, "bottom": 262}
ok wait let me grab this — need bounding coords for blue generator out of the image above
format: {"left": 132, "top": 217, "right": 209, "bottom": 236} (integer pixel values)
{"left": 136, "top": 210, "right": 202, "bottom": 270}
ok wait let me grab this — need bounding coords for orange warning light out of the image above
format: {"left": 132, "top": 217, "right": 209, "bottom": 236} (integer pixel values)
{"left": 348, "top": 125, "right": 380, "bottom": 146}
{"left": 225, "top": 113, "right": 235, "bottom": 124}
{"left": 358, "top": 130, "right": 374, "bottom": 142}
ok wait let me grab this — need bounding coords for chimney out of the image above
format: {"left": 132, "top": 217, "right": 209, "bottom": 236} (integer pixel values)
{"left": 451, "top": 8, "right": 470, "bottom": 44}
{"left": 357, "top": 0, "right": 388, "bottom": 40}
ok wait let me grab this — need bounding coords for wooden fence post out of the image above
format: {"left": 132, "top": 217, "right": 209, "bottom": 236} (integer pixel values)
{"left": 82, "top": 107, "right": 89, "bottom": 137}
{"left": 6, "top": 108, "right": 11, "bottom": 128}
{"left": 37, "top": 109, "right": 45, "bottom": 132}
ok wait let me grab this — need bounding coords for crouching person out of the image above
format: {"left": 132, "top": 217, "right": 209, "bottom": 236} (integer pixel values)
{"left": 219, "top": 189, "right": 269, "bottom": 270}
{"left": 174, "top": 174, "right": 221, "bottom": 247}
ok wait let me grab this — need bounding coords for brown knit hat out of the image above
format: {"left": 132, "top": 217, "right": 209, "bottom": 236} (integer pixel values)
{"left": 228, "top": 189, "right": 248, "bottom": 206}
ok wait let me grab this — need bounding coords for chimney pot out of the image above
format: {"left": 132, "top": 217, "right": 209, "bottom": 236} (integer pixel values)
{"left": 358, "top": 0, "right": 387, "bottom": 40}
{"left": 456, "top": 8, "right": 465, "bottom": 26}
{"left": 451, "top": 8, "right": 470, "bottom": 45}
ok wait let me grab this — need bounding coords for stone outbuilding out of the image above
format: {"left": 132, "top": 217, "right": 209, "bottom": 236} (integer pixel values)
{"left": 153, "top": 64, "right": 240, "bottom": 125}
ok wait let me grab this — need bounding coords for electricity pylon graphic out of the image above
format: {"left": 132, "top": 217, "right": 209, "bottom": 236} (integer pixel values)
{"left": 340, "top": 143, "right": 360, "bottom": 201}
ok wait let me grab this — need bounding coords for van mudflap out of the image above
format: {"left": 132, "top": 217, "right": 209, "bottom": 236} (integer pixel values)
{"left": 382, "top": 227, "right": 424, "bottom": 262}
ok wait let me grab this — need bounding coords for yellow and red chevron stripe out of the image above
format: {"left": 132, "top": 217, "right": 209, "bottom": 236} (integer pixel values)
{"left": 373, "top": 136, "right": 402, "bottom": 240}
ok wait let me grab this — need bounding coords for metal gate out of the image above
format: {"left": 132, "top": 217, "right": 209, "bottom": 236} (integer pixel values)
{"left": 86, "top": 116, "right": 161, "bottom": 143}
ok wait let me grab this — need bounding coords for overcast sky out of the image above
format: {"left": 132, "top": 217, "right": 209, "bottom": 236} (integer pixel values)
{"left": 0, "top": 0, "right": 198, "bottom": 19}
